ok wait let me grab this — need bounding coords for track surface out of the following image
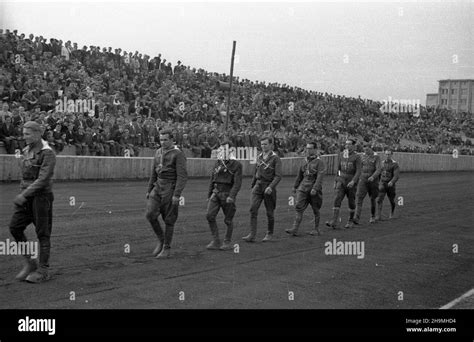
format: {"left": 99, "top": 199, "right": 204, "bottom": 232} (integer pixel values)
{"left": 0, "top": 172, "right": 472, "bottom": 309}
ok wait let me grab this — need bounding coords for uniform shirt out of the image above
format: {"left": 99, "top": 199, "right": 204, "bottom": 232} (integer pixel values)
{"left": 208, "top": 159, "right": 243, "bottom": 200}
{"left": 250, "top": 151, "right": 282, "bottom": 189}
{"left": 380, "top": 159, "right": 400, "bottom": 183}
{"left": 20, "top": 139, "right": 56, "bottom": 198}
{"left": 337, "top": 151, "right": 362, "bottom": 183}
{"left": 360, "top": 153, "right": 381, "bottom": 178}
{"left": 147, "top": 145, "right": 187, "bottom": 197}
{"left": 293, "top": 155, "right": 325, "bottom": 192}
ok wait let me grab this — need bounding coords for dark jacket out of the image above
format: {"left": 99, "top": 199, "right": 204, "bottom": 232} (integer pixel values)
{"left": 20, "top": 139, "right": 56, "bottom": 198}
{"left": 336, "top": 151, "right": 362, "bottom": 183}
{"left": 251, "top": 151, "right": 282, "bottom": 189}
{"left": 360, "top": 153, "right": 382, "bottom": 179}
{"left": 380, "top": 158, "right": 400, "bottom": 183}
{"left": 0, "top": 122, "right": 16, "bottom": 140}
{"left": 147, "top": 145, "right": 187, "bottom": 197}
{"left": 208, "top": 159, "right": 242, "bottom": 200}
{"left": 294, "top": 155, "right": 325, "bottom": 192}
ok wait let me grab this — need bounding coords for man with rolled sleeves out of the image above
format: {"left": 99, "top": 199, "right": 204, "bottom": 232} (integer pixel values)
{"left": 243, "top": 136, "right": 282, "bottom": 242}
{"left": 376, "top": 149, "right": 400, "bottom": 220}
{"left": 9, "top": 121, "right": 56, "bottom": 283}
{"left": 326, "top": 139, "right": 361, "bottom": 229}
{"left": 146, "top": 129, "right": 187, "bottom": 259}
{"left": 286, "top": 141, "right": 325, "bottom": 236}
{"left": 206, "top": 141, "right": 243, "bottom": 251}
{"left": 354, "top": 143, "right": 381, "bottom": 225}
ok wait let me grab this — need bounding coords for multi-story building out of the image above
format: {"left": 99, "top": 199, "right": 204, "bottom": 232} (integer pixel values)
{"left": 426, "top": 79, "right": 473, "bottom": 113}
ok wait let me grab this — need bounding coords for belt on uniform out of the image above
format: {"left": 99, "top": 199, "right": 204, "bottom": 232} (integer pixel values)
{"left": 157, "top": 177, "right": 176, "bottom": 183}
{"left": 213, "top": 183, "right": 232, "bottom": 192}
{"left": 340, "top": 173, "right": 355, "bottom": 177}
{"left": 256, "top": 178, "right": 272, "bottom": 184}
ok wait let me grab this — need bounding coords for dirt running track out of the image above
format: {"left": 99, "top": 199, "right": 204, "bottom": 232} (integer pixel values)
{"left": 0, "top": 172, "right": 472, "bottom": 309}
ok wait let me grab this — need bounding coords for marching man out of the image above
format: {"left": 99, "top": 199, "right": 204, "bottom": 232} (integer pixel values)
{"left": 326, "top": 139, "right": 361, "bottom": 229}
{"left": 376, "top": 149, "right": 400, "bottom": 220}
{"left": 354, "top": 142, "right": 381, "bottom": 224}
{"left": 206, "top": 141, "right": 243, "bottom": 251}
{"left": 243, "top": 136, "right": 282, "bottom": 242}
{"left": 9, "top": 121, "right": 56, "bottom": 283}
{"left": 286, "top": 141, "right": 325, "bottom": 236}
{"left": 145, "top": 129, "right": 187, "bottom": 259}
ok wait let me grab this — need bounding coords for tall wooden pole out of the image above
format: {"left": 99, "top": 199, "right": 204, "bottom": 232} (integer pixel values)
{"left": 225, "top": 41, "right": 236, "bottom": 131}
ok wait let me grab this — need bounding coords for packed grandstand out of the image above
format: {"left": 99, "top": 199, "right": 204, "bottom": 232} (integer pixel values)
{"left": 0, "top": 29, "right": 472, "bottom": 157}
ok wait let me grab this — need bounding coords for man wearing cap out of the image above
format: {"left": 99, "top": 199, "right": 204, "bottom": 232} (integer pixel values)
{"left": 326, "top": 139, "right": 362, "bottom": 229}
{"left": 243, "top": 136, "right": 281, "bottom": 242}
{"left": 354, "top": 143, "right": 381, "bottom": 224}
{"left": 9, "top": 121, "right": 56, "bottom": 283}
{"left": 146, "top": 129, "right": 187, "bottom": 259}
{"left": 286, "top": 141, "right": 325, "bottom": 236}
{"left": 376, "top": 149, "right": 400, "bottom": 220}
{"left": 206, "top": 141, "right": 243, "bottom": 251}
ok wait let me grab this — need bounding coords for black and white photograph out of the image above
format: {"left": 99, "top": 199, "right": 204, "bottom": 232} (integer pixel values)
{"left": 0, "top": 0, "right": 472, "bottom": 337}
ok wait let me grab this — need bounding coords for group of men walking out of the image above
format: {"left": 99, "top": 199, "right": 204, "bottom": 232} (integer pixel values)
{"left": 145, "top": 133, "right": 400, "bottom": 258}
{"left": 7, "top": 124, "right": 400, "bottom": 284}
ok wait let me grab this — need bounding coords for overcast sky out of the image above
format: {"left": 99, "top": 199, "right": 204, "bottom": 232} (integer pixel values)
{"left": 1, "top": 0, "right": 473, "bottom": 104}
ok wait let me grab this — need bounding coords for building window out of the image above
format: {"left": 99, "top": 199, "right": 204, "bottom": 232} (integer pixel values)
{"left": 460, "top": 99, "right": 467, "bottom": 105}
{"left": 451, "top": 89, "right": 456, "bottom": 94}
{"left": 451, "top": 99, "right": 457, "bottom": 105}
{"left": 461, "top": 89, "right": 467, "bottom": 95}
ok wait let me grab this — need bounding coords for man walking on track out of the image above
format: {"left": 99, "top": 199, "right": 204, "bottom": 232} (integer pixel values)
{"left": 146, "top": 129, "right": 187, "bottom": 259}
{"left": 354, "top": 142, "right": 381, "bottom": 225}
{"left": 326, "top": 139, "right": 361, "bottom": 229}
{"left": 243, "top": 136, "right": 282, "bottom": 242}
{"left": 286, "top": 141, "right": 325, "bottom": 236}
{"left": 376, "top": 149, "right": 400, "bottom": 221}
{"left": 9, "top": 121, "right": 56, "bottom": 283}
{"left": 206, "top": 141, "right": 243, "bottom": 251}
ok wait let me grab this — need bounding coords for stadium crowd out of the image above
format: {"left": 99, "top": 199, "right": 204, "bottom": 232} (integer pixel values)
{"left": 1, "top": 29, "right": 472, "bottom": 157}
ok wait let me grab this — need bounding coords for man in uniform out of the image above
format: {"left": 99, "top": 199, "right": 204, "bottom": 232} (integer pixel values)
{"left": 206, "top": 141, "right": 243, "bottom": 251}
{"left": 286, "top": 141, "right": 325, "bottom": 236}
{"left": 146, "top": 129, "right": 187, "bottom": 259}
{"left": 354, "top": 143, "right": 381, "bottom": 225}
{"left": 376, "top": 149, "right": 400, "bottom": 220}
{"left": 326, "top": 139, "right": 361, "bottom": 229}
{"left": 9, "top": 121, "right": 56, "bottom": 283}
{"left": 243, "top": 136, "right": 282, "bottom": 242}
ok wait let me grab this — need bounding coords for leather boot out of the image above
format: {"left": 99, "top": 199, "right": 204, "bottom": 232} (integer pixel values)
{"left": 326, "top": 208, "right": 340, "bottom": 229}
{"left": 242, "top": 216, "right": 257, "bottom": 242}
{"left": 15, "top": 257, "right": 38, "bottom": 281}
{"left": 286, "top": 212, "right": 302, "bottom": 236}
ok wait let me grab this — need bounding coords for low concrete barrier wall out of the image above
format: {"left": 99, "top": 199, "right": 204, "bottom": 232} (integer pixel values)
{"left": 0, "top": 153, "right": 472, "bottom": 181}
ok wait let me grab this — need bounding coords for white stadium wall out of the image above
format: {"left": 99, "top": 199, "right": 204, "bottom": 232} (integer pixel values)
{"left": 0, "top": 153, "right": 473, "bottom": 181}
